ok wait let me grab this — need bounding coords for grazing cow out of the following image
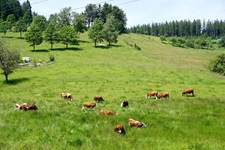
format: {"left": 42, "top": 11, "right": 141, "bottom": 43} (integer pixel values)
{"left": 61, "top": 93, "right": 73, "bottom": 101}
{"left": 128, "top": 118, "right": 146, "bottom": 128}
{"left": 99, "top": 110, "right": 116, "bottom": 115}
{"left": 146, "top": 91, "right": 158, "bottom": 99}
{"left": 82, "top": 102, "right": 97, "bottom": 111}
{"left": 121, "top": 101, "right": 129, "bottom": 107}
{"left": 114, "top": 124, "right": 126, "bottom": 134}
{"left": 182, "top": 88, "right": 194, "bottom": 96}
{"left": 156, "top": 92, "right": 169, "bottom": 99}
{"left": 24, "top": 104, "right": 38, "bottom": 111}
{"left": 15, "top": 103, "right": 27, "bottom": 110}
{"left": 94, "top": 95, "right": 104, "bottom": 102}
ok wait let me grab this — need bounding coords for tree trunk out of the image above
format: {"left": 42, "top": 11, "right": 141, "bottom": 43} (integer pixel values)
{"left": 94, "top": 39, "right": 97, "bottom": 47}
{"left": 33, "top": 42, "right": 35, "bottom": 50}
{"left": 5, "top": 74, "right": 8, "bottom": 82}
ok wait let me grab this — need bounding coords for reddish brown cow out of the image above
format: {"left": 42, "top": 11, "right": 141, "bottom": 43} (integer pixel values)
{"left": 24, "top": 104, "right": 38, "bottom": 111}
{"left": 15, "top": 103, "right": 27, "bottom": 110}
{"left": 99, "top": 110, "right": 116, "bottom": 115}
{"left": 114, "top": 124, "right": 126, "bottom": 134}
{"left": 94, "top": 95, "right": 104, "bottom": 102}
{"left": 156, "top": 92, "right": 169, "bottom": 99}
{"left": 82, "top": 102, "right": 97, "bottom": 111}
{"left": 61, "top": 93, "right": 73, "bottom": 101}
{"left": 128, "top": 118, "right": 146, "bottom": 128}
{"left": 146, "top": 91, "right": 158, "bottom": 98}
{"left": 182, "top": 88, "right": 194, "bottom": 96}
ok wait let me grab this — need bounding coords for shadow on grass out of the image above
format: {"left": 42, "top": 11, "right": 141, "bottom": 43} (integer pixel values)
{"left": 16, "top": 37, "right": 25, "bottom": 40}
{"left": 78, "top": 40, "right": 90, "bottom": 43}
{"left": 1, "top": 36, "right": 14, "bottom": 38}
{"left": 94, "top": 44, "right": 123, "bottom": 49}
{"left": 31, "top": 49, "right": 49, "bottom": 52}
{"left": 3, "top": 77, "right": 30, "bottom": 85}
{"left": 50, "top": 47, "right": 83, "bottom": 51}
{"left": 183, "top": 95, "right": 195, "bottom": 97}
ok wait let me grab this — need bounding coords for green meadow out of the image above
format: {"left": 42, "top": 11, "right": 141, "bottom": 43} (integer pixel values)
{"left": 0, "top": 32, "right": 225, "bottom": 149}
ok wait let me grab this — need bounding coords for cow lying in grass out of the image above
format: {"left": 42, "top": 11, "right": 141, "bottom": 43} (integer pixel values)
{"left": 156, "top": 92, "right": 169, "bottom": 99}
{"left": 24, "top": 104, "right": 38, "bottom": 111}
{"left": 121, "top": 101, "right": 129, "bottom": 107}
{"left": 82, "top": 102, "right": 97, "bottom": 111}
{"left": 128, "top": 118, "right": 146, "bottom": 128}
{"left": 16, "top": 103, "right": 38, "bottom": 111}
{"left": 99, "top": 110, "right": 116, "bottom": 115}
{"left": 15, "top": 103, "right": 27, "bottom": 110}
{"left": 182, "top": 88, "right": 194, "bottom": 96}
{"left": 61, "top": 93, "right": 73, "bottom": 101}
{"left": 114, "top": 124, "right": 126, "bottom": 134}
{"left": 146, "top": 91, "right": 158, "bottom": 99}
{"left": 94, "top": 95, "right": 104, "bottom": 102}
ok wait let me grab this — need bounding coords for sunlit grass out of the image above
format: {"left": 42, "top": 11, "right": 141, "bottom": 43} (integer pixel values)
{"left": 0, "top": 32, "right": 225, "bottom": 149}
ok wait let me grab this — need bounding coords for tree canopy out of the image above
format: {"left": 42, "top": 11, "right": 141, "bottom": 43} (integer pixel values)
{"left": 0, "top": 40, "right": 20, "bottom": 82}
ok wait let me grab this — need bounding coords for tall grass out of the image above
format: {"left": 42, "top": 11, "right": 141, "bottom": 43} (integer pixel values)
{"left": 0, "top": 32, "right": 225, "bottom": 149}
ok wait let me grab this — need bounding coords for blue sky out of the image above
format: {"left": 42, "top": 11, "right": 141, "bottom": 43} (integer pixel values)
{"left": 21, "top": 0, "right": 225, "bottom": 27}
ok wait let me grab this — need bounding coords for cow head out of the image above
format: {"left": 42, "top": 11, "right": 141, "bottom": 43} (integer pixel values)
{"left": 15, "top": 103, "right": 27, "bottom": 110}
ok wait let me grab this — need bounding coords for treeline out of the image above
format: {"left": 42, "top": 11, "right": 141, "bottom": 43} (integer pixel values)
{"left": 128, "top": 19, "right": 225, "bottom": 38}
{"left": 0, "top": 1, "right": 127, "bottom": 49}
{"left": 0, "top": 0, "right": 127, "bottom": 34}
{"left": 0, "top": 0, "right": 32, "bottom": 22}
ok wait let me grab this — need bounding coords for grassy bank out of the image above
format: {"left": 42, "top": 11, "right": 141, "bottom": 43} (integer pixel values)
{"left": 0, "top": 32, "right": 225, "bottom": 149}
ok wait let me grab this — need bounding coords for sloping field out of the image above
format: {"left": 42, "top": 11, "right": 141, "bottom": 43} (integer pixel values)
{"left": 0, "top": 32, "right": 225, "bottom": 149}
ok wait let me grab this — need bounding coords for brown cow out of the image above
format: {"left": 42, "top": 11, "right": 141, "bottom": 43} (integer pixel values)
{"left": 156, "top": 92, "right": 169, "bottom": 99}
{"left": 182, "top": 88, "right": 194, "bottom": 96}
{"left": 24, "top": 104, "right": 38, "bottom": 111}
{"left": 82, "top": 102, "right": 97, "bottom": 111}
{"left": 146, "top": 91, "right": 158, "bottom": 99}
{"left": 94, "top": 95, "right": 104, "bottom": 102}
{"left": 61, "top": 93, "right": 73, "bottom": 101}
{"left": 128, "top": 118, "right": 146, "bottom": 128}
{"left": 114, "top": 124, "right": 126, "bottom": 134}
{"left": 99, "top": 110, "right": 116, "bottom": 115}
{"left": 15, "top": 103, "right": 27, "bottom": 110}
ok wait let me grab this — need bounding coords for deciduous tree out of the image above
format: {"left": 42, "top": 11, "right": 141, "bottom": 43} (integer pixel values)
{"left": 0, "top": 40, "right": 20, "bottom": 82}
{"left": 14, "top": 18, "right": 27, "bottom": 38}
{"left": 88, "top": 18, "right": 104, "bottom": 47}
{"left": 25, "top": 23, "right": 43, "bottom": 50}
{"left": 0, "top": 21, "right": 10, "bottom": 37}
{"left": 102, "top": 15, "right": 119, "bottom": 46}
{"left": 59, "top": 25, "right": 78, "bottom": 48}
{"left": 44, "top": 22, "right": 59, "bottom": 49}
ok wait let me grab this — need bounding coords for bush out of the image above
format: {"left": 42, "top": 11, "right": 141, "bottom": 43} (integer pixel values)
{"left": 186, "top": 39, "right": 195, "bottom": 48}
{"left": 49, "top": 54, "right": 55, "bottom": 62}
{"left": 218, "top": 36, "right": 225, "bottom": 48}
{"left": 160, "top": 35, "right": 167, "bottom": 42}
{"left": 134, "top": 43, "right": 141, "bottom": 50}
{"left": 208, "top": 53, "right": 225, "bottom": 75}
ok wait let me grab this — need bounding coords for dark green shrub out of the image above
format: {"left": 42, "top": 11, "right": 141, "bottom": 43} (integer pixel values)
{"left": 208, "top": 53, "right": 225, "bottom": 75}
{"left": 160, "top": 35, "right": 167, "bottom": 42}
{"left": 49, "top": 54, "right": 55, "bottom": 62}
{"left": 218, "top": 37, "right": 225, "bottom": 48}
{"left": 134, "top": 43, "right": 141, "bottom": 50}
{"left": 186, "top": 39, "right": 195, "bottom": 48}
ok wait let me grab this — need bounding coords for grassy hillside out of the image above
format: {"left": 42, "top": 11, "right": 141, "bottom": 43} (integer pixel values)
{"left": 0, "top": 32, "right": 225, "bottom": 149}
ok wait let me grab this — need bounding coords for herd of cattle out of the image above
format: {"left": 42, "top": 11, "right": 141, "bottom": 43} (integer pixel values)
{"left": 15, "top": 88, "right": 194, "bottom": 135}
